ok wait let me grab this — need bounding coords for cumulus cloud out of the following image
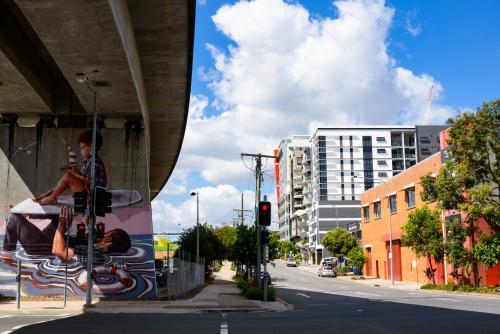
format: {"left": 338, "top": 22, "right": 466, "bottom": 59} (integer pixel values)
{"left": 152, "top": 185, "right": 266, "bottom": 233}
{"left": 153, "top": 0, "right": 456, "bottom": 231}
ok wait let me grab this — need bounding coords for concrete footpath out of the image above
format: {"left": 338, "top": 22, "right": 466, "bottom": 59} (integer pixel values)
{"left": 0, "top": 262, "right": 290, "bottom": 315}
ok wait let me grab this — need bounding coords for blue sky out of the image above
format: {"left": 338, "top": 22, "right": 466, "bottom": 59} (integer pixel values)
{"left": 152, "top": 0, "right": 499, "bottom": 233}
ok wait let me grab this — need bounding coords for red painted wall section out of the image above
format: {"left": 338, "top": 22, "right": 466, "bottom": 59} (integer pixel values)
{"left": 274, "top": 149, "right": 280, "bottom": 222}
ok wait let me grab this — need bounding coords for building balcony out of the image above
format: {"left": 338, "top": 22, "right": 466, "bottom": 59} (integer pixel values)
{"left": 294, "top": 202, "right": 304, "bottom": 208}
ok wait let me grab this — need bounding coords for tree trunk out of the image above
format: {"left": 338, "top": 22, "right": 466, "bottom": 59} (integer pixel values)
{"left": 428, "top": 254, "right": 436, "bottom": 285}
{"left": 470, "top": 224, "right": 480, "bottom": 287}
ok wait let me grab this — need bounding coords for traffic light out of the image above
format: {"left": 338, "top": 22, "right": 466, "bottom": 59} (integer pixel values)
{"left": 73, "top": 191, "right": 87, "bottom": 214}
{"left": 94, "top": 186, "right": 112, "bottom": 217}
{"left": 95, "top": 222, "right": 105, "bottom": 239}
{"left": 258, "top": 201, "right": 271, "bottom": 226}
{"left": 260, "top": 229, "right": 270, "bottom": 244}
{"left": 77, "top": 223, "right": 86, "bottom": 240}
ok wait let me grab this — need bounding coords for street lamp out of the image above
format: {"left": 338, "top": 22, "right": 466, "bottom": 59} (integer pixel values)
{"left": 354, "top": 175, "right": 394, "bottom": 286}
{"left": 190, "top": 191, "right": 200, "bottom": 263}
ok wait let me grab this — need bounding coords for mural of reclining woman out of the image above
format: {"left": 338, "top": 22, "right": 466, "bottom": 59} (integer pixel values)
{"left": 3, "top": 206, "right": 131, "bottom": 261}
{"left": 33, "top": 129, "right": 108, "bottom": 205}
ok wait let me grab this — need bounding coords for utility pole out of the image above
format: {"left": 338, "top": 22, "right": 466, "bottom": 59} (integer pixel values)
{"left": 241, "top": 153, "right": 275, "bottom": 288}
{"left": 233, "top": 193, "right": 252, "bottom": 225}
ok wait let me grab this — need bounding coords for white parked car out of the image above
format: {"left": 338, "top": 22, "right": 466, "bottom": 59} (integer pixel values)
{"left": 318, "top": 265, "right": 337, "bottom": 277}
{"left": 286, "top": 257, "right": 297, "bottom": 267}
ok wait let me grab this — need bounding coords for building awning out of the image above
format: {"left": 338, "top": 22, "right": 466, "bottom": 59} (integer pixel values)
{"left": 361, "top": 203, "right": 370, "bottom": 207}
{"left": 364, "top": 244, "right": 372, "bottom": 248}
{"left": 403, "top": 183, "right": 415, "bottom": 189}
{"left": 388, "top": 191, "right": 396, "bottom": 196}
{"left": 380, "top": 232, "right": 402, "bottom": 242}
{"left": 372, "top": 198, "right": 381, "bottom": 203}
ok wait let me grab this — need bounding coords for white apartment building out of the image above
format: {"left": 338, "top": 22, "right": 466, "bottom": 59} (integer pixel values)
{"left": 276, "top": 125, "right": 447, "bottom": 264}
{"left": 276, "top": 136, "right": 310, "bottom": 241}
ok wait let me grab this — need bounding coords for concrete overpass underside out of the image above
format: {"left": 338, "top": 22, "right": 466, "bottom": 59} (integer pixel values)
{"left": 0, "top": 0, "right": 195, "bottom": 198}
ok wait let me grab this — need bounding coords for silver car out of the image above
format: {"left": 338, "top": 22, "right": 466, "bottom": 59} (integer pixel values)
{"left": 318, "top": 265, "right": 337, "bottom": 277}
{"left": 286, "top": 257, "right": 297, "bottom": 267}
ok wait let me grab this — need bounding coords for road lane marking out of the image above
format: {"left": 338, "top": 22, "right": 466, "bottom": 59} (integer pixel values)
{"left": 355, "top": 292, "right": 381, "bottom": 297}
{"left": 0, "top": 315, "right": 13, "bottom": 319}
{"left": 220, "top": 313, "right": 228, "bottom": 334}
{"left": 296, "top": 293, "right": 311, "bottom": 298}
{"left": 0, "top": 330, "right": 13, "bottom": 334}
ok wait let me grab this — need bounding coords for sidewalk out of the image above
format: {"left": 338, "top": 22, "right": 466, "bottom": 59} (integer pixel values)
{"left": 297, "top": 263, "right": 422, "bottom": 290}
{"left": 0, "top": 262, "right": 290, "bottom": 315}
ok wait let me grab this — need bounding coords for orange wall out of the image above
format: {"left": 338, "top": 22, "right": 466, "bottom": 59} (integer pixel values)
{"left": 361, "top": 153, "right": 444, "bottom": 284}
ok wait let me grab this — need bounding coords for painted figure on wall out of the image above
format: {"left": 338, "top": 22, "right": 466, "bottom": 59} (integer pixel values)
{"left": 33, "top": 130, "right": 108, "bottom": 205}
{"left": 0, "top": 127, "right": 155, "bottom": 298}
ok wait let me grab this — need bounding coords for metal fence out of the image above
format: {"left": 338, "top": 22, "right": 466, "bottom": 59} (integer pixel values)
{"left": 159, "top": 257, "right": 205, "bottom": 299}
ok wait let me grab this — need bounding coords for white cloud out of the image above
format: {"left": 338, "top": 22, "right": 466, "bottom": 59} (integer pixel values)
{"left": 188, "top": 94, "right": 209, "bottom": 120}
{"left": 152, "top": 185, "right": 263, "bottom": 232}
{"left": 153, "top": 0, "right": 457, "bottom": 231}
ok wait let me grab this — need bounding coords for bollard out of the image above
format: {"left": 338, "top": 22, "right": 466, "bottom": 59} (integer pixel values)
{"left": 16, "top": 261, "right": 21, "bottom": 309}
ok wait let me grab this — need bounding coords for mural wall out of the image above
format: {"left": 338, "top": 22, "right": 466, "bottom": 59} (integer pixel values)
{"left": 0, "top": 125, "right": 156, "bottom": 298}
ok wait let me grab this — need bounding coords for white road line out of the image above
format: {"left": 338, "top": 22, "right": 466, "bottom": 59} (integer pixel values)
{"left": 0, "top": 315, "right": 13, "bottom": 319}
{"left": 0, "top": 330, "right": 13, "bottom": 334}
{"left": 220, "top": 313, "right": 228, "bottom": 334}
{"left": 11, "top": 325, "right": 27, "bottom": 331}
{"left": 355, "top": 292, "right": 381, "bottom": 297}
{"left": 296, "top": 293, "right": 311, "bottom": 299}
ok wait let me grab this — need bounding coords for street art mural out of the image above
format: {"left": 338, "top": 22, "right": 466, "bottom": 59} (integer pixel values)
{"left": 0, "top": 125, "right": 156, "bottom": 298}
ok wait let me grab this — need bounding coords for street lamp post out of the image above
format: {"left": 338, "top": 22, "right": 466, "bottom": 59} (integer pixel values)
{"left": 354, "top": 175, "right": 394, "bottom": 286}
{"left": 191, "top": 192, "right": 200, "bottom": 263}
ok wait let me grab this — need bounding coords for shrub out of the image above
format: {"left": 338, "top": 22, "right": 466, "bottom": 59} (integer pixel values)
{"left": 421, "top": 283, "right": 499, "bottom": 294}
{"left": 236, "top": 278, "right": 249, "bottom": 290}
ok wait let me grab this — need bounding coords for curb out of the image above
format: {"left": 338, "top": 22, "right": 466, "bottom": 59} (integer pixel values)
{"left": 275, "top": 297, "right": 294, "bottom": 311}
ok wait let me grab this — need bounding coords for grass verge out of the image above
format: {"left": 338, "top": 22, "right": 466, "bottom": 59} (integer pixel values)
{"left": 421, "top": 283, "right": 500, "bottom": 294}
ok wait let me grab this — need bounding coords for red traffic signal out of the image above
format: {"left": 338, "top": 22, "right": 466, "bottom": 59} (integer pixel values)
{"left": 258, "top": 201, "right": 271, "bottom": 226}
{"left": 77, "top": 223, "right": 86, "bottom": 240}
{"left": 95, "top": 222, "right": 105, "bottom": 239}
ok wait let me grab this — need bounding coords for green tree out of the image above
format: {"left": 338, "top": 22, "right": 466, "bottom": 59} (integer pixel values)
{"left": 347, "top": 245, "right": 367, "bottom": 276}
{"left": 474, "top": 233, "right": 500, "bottom": 269}
{"left": 401, "top": 206, "right": 444, "bottom": 285}
{"left": 322, "top": 228, "right": 358, "bottom": 259}
{"left": 278, "top": 240, "right": 299, "bottom": 258}
{"left": 268, "top": 232, "right": 281, "bottom": 261}
{"left": 214, "top": 225, "right": 237, "bottom": 260}
{"left": 424, "top": 100, "right": 500, "bottom": 286}
{"left": 177, "top": 224, "right": 226, "bottom": 270}
{"left": 231, "top": 224, "right": 257, "bottom": 271}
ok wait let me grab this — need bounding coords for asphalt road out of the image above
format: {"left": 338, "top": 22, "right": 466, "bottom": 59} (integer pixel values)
{"left": 269, "top": 261, "right": 500, "bottom": 315}
{"left": 3, "top": 262, "right": 499, "bottom": 334}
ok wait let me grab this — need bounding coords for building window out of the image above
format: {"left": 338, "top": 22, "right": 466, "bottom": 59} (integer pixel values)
{"left": 420, "top": 136, "right": 431, "bottom": 144}
{"left": 350, "top": 147, "right": 353, "bottom": 154}
{"left": 420, "top": 148, "right": 431, "bottom": 156}
{"left": 363, "top": 206, "right": 370, "bottom": 222}
{"left": 376, "top": 137, "right": 385, "bottom": 142}
{"left": 389, "top": 195, "right": 397, "bottom": 213}
{"left": 374, "top": 201, "right": 381, "bottom": 219}
{"left": 378, "top": 172, "right": 387, "bottom": 177}
{"left": 405, "top": 187, "right": 416, "bottom": 208}
{"left": 377, "top": 148, "right": 386, "bottom": 153}
{"left": 377, "top": 160, "right": 387, "bottom": 166}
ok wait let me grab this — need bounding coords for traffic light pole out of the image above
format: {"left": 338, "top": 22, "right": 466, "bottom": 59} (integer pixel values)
{"left": 85, "top": 89, "right": 97, "bottom": 308}
{"left": 241, "top": 153, "right": 275, "bottom": 289}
